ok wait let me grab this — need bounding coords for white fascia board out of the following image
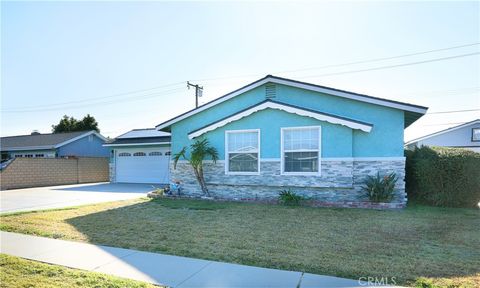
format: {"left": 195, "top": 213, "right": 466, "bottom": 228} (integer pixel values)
{"left": 405, "top": 119, "right": 480, "bottom": 145}
{"left": 54, "top": 131, "right": 108, "bottom": 148}
{"left": 103, "top": 142, "right": 171, "bottom": 147}
{"left": 156, "top": 78, "right": 271, "bottom": 130}
{"left": 156, "top": 76, "right": 427, "bottom": 131}
{"left": 188, "top": 101, "right": 372, "bottom": 139}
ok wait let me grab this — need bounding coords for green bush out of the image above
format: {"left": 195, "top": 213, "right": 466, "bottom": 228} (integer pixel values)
{"left": 405, "top": 146, "right": 480, "bottom": 208}
{"left": 362, "top": 172, "right": 398, "bottom": 202}
{"left": 278, "top": 189, "right": 305, "bottom": 206}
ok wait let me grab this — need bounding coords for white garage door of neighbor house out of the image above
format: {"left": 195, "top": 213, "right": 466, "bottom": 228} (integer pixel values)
{"left": 115, "top": 147, "right": 170, "bottom": 184}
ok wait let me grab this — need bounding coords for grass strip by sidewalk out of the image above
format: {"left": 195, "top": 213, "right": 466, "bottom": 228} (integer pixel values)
{"left": 0, "top": 254, "right": 161, "bottom": 288}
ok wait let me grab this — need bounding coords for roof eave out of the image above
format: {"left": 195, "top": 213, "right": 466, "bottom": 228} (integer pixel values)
{"left": 1, "top": 145, "right": 56, "bottom": 152}
{"left": 103, "top": 142, "right": 171, "bottom": 147}
{"left": 187, "top": 100, "right": 373, "bottom": 139}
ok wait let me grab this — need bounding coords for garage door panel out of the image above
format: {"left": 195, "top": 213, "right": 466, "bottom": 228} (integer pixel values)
{"left": 115, "top": 148, "right": 170, "bottom": 184}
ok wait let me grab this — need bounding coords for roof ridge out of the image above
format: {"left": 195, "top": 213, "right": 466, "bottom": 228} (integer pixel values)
{"left": 155, "top": 75, "right": 428, "bottom": 130}
{"left": 1, "top": 130, "right": 95, "bottom": 139}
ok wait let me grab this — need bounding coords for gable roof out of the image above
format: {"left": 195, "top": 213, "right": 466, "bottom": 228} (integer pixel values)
{"left": 405, "top": 119, "right": 480, "bottom": 145}
{"left": 104, "top": 128, "right": 171, "bottom": 147}
{"left": 0, "top": 131, "right": 107, "bottom": 151}
{"left": 156, "top": 75, "right": 428, "bottom": 131}
{"left": 188, "top": 100, "right": 373, "bottom": 139}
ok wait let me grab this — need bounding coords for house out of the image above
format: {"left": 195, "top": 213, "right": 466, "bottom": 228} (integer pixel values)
{"left": 405, "top": 119, "right": 480, "bottom": 153}
{"left": 104, "top": 129, "right": 171, "bottom": 184}
{"left": 0, "top": 130, "right": 109, "bottom": 161}
{"left": 109, "top": 75, "right": 428, "bottom": 207}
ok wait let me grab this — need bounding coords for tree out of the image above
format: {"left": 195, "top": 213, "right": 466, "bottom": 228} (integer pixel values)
{"left": 173, "top": 138, "right": 219, "bottom": 197}
{"left": 52, "top": 114, "right": 99, "bottom": 133}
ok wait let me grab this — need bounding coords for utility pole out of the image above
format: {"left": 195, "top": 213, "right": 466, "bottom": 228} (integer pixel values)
{"left": 187, "top": 81, "right": 203, "bottom": 108}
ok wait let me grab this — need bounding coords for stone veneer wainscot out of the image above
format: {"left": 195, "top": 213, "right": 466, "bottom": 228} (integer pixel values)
{"left": 170, "top": 157, "right": 406, "bottom": 206}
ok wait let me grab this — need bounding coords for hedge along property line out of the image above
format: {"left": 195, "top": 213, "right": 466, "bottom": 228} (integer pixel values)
{"left": 405, "top": 146, "right": 480, "bottom": 208}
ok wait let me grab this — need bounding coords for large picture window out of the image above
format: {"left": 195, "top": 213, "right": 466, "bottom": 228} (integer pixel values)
{"left": 281, "top": 126, "right": 321, "bottom": 175}
{"left": 226, "top": 130, "right": 260, "bottom": 174}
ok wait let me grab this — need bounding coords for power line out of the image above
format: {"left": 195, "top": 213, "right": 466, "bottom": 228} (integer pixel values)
{"left": 426, "top": 108, "right": 480, "bottom": 114}
{"left": 192, "top": 42, "right": 480, "bottom": 82}
{"left": 3, "top": 43, "right": 479, "bottom": 113}
{"left": 277, "top": 42, "right": 480, "bottom": 74}
{"left": 419, "top": 122, "right": 466, "bottom": 126}
{"left": 299, "top": 52, "right": 480, "bottom": 79}
{"left": 3, "top": 81, "right": 185, "bottom": 111}
{"left": 3, "top": 87, "right": 186, "bottom": 113}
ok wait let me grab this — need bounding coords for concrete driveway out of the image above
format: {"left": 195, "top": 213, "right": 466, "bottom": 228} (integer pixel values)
{"left": 0, "top": 183, "right": 159, "bottom": 214}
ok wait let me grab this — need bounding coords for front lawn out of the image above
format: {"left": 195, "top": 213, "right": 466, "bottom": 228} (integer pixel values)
{"left": 1, "top": 198, "right": 479, "bottom": 287}
{"left": 0, "top": 254, "right": 160, "bottom": 288}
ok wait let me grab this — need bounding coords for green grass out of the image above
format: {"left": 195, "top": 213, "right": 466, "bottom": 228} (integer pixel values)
{"left": 1, "top": 197, "right": 479, "bottom": 287}
{"left": 0, "top": 254, "right": 160, "bottom": 288}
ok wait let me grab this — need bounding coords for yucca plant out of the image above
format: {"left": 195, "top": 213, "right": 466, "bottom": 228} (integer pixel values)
{"left": 278, "top": 189, "right": 305, "bottom": 206}
{"left": 362, "top": 172, "right": 398, "bottom": 202}
{"left": 173, "top": 138, "right": 219, "bottom": 197}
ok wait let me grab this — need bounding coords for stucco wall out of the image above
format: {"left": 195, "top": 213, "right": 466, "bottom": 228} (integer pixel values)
{"left": 170, "top": 83, "right": 405, "bottom": 159}
{"left": 412, "top": 122, "right": 480, "bottom": 148}
{"left": 57, "top": 134, "right": 109, "bottom": 157}
{"left": 0, "top": 157, "right": 109, "bottom": 190}
{"left": 200, "top": 109, "right": 353, "bottom": 159}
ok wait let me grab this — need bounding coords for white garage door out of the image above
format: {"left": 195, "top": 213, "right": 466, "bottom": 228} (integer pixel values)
{"left": 115, "top": 147, "right": 170, "bottom": 184}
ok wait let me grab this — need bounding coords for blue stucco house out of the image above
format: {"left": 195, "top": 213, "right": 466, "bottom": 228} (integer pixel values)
{"left": 1, "top": 130, "right": 109, "bottom": 160}
{"left": 109, "top": 75, "right": 428, "bottom": 207}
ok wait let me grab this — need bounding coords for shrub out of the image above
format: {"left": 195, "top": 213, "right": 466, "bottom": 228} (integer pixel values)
{"left": 362, "top": 172, "right": 398, "bottom": 202}
{"left": 278, "top": 189, "right": 304, "bottom": 206}
{"left": 405, "top": 146, "right": 480, "bottom": 208}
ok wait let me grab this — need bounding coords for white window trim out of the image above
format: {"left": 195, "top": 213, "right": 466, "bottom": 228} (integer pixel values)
{"left": 472, "top": 128, "right": 480, "bottom": 142}
{"left": 281, "top": 126, "right": 322, "bottom": 176}
{"left": 225, "top": 129, "right": 261, "bottom": 175}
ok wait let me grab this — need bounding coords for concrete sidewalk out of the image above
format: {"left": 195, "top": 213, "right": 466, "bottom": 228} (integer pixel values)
{"left": 1, "top": 231, "right": 371, "bottom": 287}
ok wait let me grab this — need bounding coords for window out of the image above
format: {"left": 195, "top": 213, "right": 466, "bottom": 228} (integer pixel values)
{"left": 25, "top": 154, "right": 33, "bottom": 158}
{"left": 165, "top": 151, "right": 171, "bottom": 156}
{"left": 133, "top": 152, "right": 146, "bottom": 156}
{"left": 35, "top": 154, "right": 44, "bottom": 158}
{"left": 14, "top": 154, "right": 23, "bottom": 158}
{"left": 472, "top": 128, "right": 480, "bottom": 142}
{"left": 118, "top": 152, "right": 131, "bottom": 157}
{"left": 88, "top": 135, "right": 93, "bottom": 142}
{"left": 226, "top": 130, "right": 260, "bottom": 174}
{"left": 281, "top": 126, "right": 320, "bottom": 175}
{"left": 149, "top": 151, "right": 162, "bottom": 156}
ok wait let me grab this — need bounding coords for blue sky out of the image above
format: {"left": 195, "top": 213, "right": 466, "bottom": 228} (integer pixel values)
{"left": 1, "top": 1, "right": 479, "bottom": 141}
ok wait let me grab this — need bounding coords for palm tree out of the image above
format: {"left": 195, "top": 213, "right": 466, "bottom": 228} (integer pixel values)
{"left": 172, "top": 138, "right": 219, "bottom": 196}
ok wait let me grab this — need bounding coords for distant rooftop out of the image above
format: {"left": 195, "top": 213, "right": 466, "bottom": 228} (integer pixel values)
{"left": 116, "top": 128, "right": 170, "bottom": 139}
{"left": 0, "top": 131, "right": 99, "bottom": 151}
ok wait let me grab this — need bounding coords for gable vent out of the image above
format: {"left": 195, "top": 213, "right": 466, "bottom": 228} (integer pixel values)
{"left": 265, "top": 84, "right": 276, "bottom": 99}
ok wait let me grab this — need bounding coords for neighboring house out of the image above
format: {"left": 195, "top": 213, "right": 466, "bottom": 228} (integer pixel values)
{"left": 405, "top": 119, "right": 480, "bottom": 152}
{"left": 104, "top": 129, "right": 171, "bottom": 184}
{"left": 0, "top": 130, "right": 109, "bottom": 161}
{"left": 109, "top": 75, "right": 428, "bottom": 207}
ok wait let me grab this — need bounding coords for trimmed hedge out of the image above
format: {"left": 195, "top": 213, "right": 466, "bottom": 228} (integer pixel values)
{"left": 405, "top": 146, "right": 480, "bottom": 208}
